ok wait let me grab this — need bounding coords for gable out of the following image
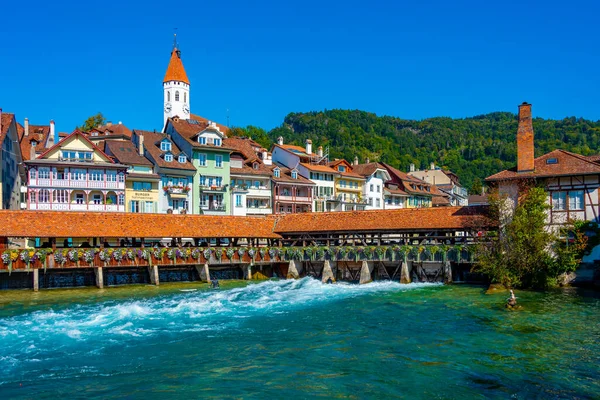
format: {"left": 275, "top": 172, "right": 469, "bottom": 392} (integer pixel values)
{"left": 41, "top": 133, "right": 112, "bottom": 163}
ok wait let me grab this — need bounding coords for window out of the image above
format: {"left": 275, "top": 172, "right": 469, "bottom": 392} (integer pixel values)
{"left": 291, "top": 170, "right": 298, "bottom": 179}
{"left": 29, "top": 169, "right": 37, "bottom": 179}
{"left": 165, "top": 154, "right": 173, "bottom": 162}
{"left": 130, "top": 200, "right": 140, "bottom": 213}
{"left": 39, "top": 189, "right": 50, "bottom": 202}
{"left": 118, "top": 173, "right": 125, "bottom": 183}
{"left": 552, "top": 191, "right": 567, "bottom": 211}
{"left": 214, "top": 138, "right": 221, "bottom": 146}
{"left": 376, "top": 198, "right": 381, "bottom": 207}
{"left": 172, "top": 199, "right": 180, "bottom": 210}
{"left": 254, "top": 180, "right": 260, "bottom": 189}
{"left": 167, "top": 91, "right": 171, "bottom": 102}
{"left": 30, "top": 191, "right": 36, "bottom": 203}
{"left": 340, "top": 180, "right": 346, "bottom": 188}
{"left": 215, "top": 155, "right": 223, "bottom": 168}
{"left": 216, "top": 177, "right": 223, "bottom": 187}
{"left": 93, "top": 194, "right": 102, "bottom": 205}
{"left": 274, "top": 168, "right": 280, "bottom": 178}
{"left": 338, "top": 166, "right": 346, "bottom": 172}
{"left": 184, "top": 92, "right": 187, "bottom": 103}
{"left": 78, "top": 152, "right": 93, "bottom": 162}
{"left": 236, "top": 194, "right": 242, "bottom": 207}
{"left": 75, "top": 193, "right": 85, "bottom": 204}
{"left": 145, "top": 201, "right": 154, "bottom": 213}
{"left": 198, "top": 153, "right": 207, "bottom": 166}
{"left": 253, "top": 162, "right": 259, "bottom": 170}
{"left": 53, "top": 190, "right": 68, "bottom": 203}
{"left": 175, "top": 91, "right": 180, "bottom": 101}
{"left": 38, "top": 168, "right": 50, "bottom": 179}
{"left": 133, "top": 182, "right": 152, "bottom": 191}
{"left": 118, "top": 193, "right": 125, "bottom": 205}
{"left": 370, "top": 184, "right": 374, "bottom": 192}
{"left": 178, "top": 154, "right": 187, "bottom": 163}
{"left": 106, "top": 171, "right": 117, "bottom": 182}
{"left": 369, "top": 198, "right": 373, "bottom": 206}
{"left": 62, "top": 151, "right": 76, "bottom": 160}
{"left": 160, "top": 141, "right": 172, "bottom": 151}
{"left": 568, "top": 190, "right": 584, "bottom": 210}
{"left": 90, "top": 170, "right": 103, "bottom": 181}
{"left": 72, "top": 169, "right": 86, "bottom": 180}
{"left": 199, "top": 137, "right": 206, "bottom": 145}
{"left": 546, "top": 158, "right": 558, "bottom": 164}
{"left": 377, "top": 185, "right": 380, "bottom": 193}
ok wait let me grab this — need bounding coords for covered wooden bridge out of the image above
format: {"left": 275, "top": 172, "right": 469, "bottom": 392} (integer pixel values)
{"left": 0, "top": 206, "right": 494, "bottom": 290}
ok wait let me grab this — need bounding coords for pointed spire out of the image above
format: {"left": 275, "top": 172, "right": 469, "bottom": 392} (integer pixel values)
{"left": 163, "top": 35, "right": 190, "bottom": 85}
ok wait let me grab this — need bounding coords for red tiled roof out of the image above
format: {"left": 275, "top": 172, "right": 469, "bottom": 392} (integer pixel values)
{"left": 299, "top": 162, "right": 339, "bottom": 173}
{"left": 274, "top": 206, "right": 494, "bottom": 234}
{"left": 328, "top": 159, "right": 364, "bottom": 179}
{"left": 189, "top": 114, "right": 229, "bottom": 134}
{"left": 0, "top": 211, "right": 280, "bottom": 239}
{"left": 271, "top": 164, "right": 315, "bottom": 185}
{"left": 163, "top": 48, "right": 190, "bottom": 84}
{"left": 38, "top": 130, "right": 115, "bottom": 162}
{"left": 168, "top": 117, "right": 233, "bottom": 151}
{"left": 18, "top": 123, "right": 52, "bottom": 161}
{"left": 382, "top": 163, "right": 435, "bottom": 196}
{"left": 104, "top": 140, "right": 153, "bottom": 167}
{"left": 352, "top": 162, "right": 383, "bottom": 177}
{"left": 90, "top": 123, "right": 132, "bottom": 139}
{"left": 432, "top": 195, "right": 451, "bottom": 206}
{"left": 134, "top": 130, "right": 196, "bottom": 171}
{"left": 224, "top": 137, "right": 261, "bottom": 161}
{"left": 486, "top": 149, "right": 600, "bottom": 181}
{"left": 0, "top": 112, "right": 15, "bottom": 147}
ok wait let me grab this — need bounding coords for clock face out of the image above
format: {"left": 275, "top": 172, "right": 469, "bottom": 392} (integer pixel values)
{"left": 183, "top": 104, "right": 190, "bottom": 114}
{"left": 164, "top": 103, "right": 172, "bottom": 113}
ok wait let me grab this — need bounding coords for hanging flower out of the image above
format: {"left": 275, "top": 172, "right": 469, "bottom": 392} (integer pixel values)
{"left": 304, "top": 247, "right": 313, "bottom": 260}
{"left": 83, "top": 249, "right": 95, "bottom": 263}
{"left": 375, "top": 246, "right": 386, "bottom": 260}
{"left": 20, "top": 250, "right": 31, "bottom": 265}
{"left": 259, "top": 247, "right": 267, "bottom": 260}
{"left": 55, "top": 251, "right": 67, "bottom": 266}
{"left": 226, "top": 248, "right": 235, "bottom": 260}
{"left": 338, "top": 247, "right": 348, "bottom": 260}
{"left": 277, "top": 248, "right": 286, "bottom": 258}
{"left": 1, "top": 252, "right": 10, "bottom": 265}
{"left": 315, "top": 247, "right": 325, "bottom": 260}
{"left": 191, "top": 248, "right": 201, "bottom": 260}
{"left": 126, "top": 249, "right": 136, "bottom": 261}
{"left": 153, "top": 248, "right": 163, "bottom": 259}
{"left": 167, "top": 249, "right": 176, "bottom": 260}
{"left": 98, "top": 249, "right": 111, "bottom": 262}
{"left": 113, "top": 249, "right": 124, "bottom": 262}
{"left": 203, "top": 248, "right": 212, "bottom": 260}
{"left": 326, "top": 247, "right": 336, "bottom": 260}
{"left": 237, "top": 248, "right": 246, "bottom": 258}
{"left": 248, "top": 248, "right": 256, "bottom": 259}
{"left": 268, "top": 247, "right": 278, "bottom": 259}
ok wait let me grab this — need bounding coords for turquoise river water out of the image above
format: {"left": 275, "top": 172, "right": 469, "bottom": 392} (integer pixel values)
{"left": 0, "top": 279, "right": 598, "bottom": 399}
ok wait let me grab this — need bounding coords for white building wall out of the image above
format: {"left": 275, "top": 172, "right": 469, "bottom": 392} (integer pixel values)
{"left": 163, "top": 81, "right": 190, "bottom": 126}
{"left": 364, "top": 175, "right": 384, "bottom": 210}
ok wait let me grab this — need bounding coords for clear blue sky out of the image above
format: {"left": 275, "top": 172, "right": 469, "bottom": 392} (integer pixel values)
{"left": 1, "top": 0, "right": 599, "bottom": 134}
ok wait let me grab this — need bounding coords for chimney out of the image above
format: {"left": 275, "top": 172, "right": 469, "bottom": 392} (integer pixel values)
{"left": 305, "top": 139, "right": 312, "bottom": 155}
{"left": 277, "top": 136, "right": 283, "bottom": 145}
{"left": 262, "top": 151, "right": 272, "bottom": 165}
{"left": 24, "top": 118, "right": 29, "bottom": 137}
{"left": 366, "top": 157, "right": 370, "bottom": 164}
{"left": 138, "top": 132, "right": 145, "bottom": 156}
{"left": 48, "top": 120, "right": 55, "bottom": 147}
{"left": 410, "top": 163, "right": 415, "bottom": 172}
{"left": 430, "top": 162, "right": 435, "bottom": 170}
{"left": 30, "top": 142, "right": 36, "bottom": 160}
{"left": 353, "top": 156, "right": 358, "bottom": 165}
{"left": 517, "top": 102, "right": 534, "bottom": 173}
{"left": 106, "top": 121, "right": 112, "bottom": 127}
{"left": 317, "top": 146, "right": 323, "bottom": 157}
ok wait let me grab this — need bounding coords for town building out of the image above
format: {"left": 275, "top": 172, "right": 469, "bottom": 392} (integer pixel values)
{"left": 486, "top": 102, "right": 600, "bottom": 227}
{"left": 225, "top": 137, "right": 273, "bottom": 216}
{"left": 328, "top": 159, "right": 367, "bottom": 211}
{"left": 163, "top": 39, "right": 190, "bottom": 127}
{"left": 86, "top": 122, "right": 133, "bottom": 143}
{"left": 0, "top": 111, "right": 26, "bottom": 209}
{"left": 271, "top": 138, "right": 340, "bottom": 212}
{"left": 381, "top": 163, "right": 449, "bottom": 208}
{"left": 25, "top": 131, "right": 127, "bottom": 212}
{"left": 352, "top": 160, "right": 391, "bottom": 210}
{"left": 272, "top": 163, "right": 315, "bottom": 214}
{"left": 103, "top": 140, "right": 160, "bottom": 213}
{"left": 132, "top": 130, "right": 195, "bottom": 214}
{"left": 409, "top": 163, "right": 468, "bottom": 206}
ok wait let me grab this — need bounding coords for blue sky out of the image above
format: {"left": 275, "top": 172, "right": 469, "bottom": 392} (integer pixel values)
{"left": 1, "top": 0, "right": 599, "bottom": 134}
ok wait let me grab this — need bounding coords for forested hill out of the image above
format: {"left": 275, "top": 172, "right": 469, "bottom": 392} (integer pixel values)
{"left": 229, "top": 110, "right": 600, "bottom": 193}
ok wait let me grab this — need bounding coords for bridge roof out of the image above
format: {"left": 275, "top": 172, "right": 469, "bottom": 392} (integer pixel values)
{"left": 0, "top": 211, "right": 280, "bottom": 239}
{"left": 273, "top": 206, "right": 493, "bottom": 234}
{"left": 0, "top": 206, "right": 492, "bottom": 239}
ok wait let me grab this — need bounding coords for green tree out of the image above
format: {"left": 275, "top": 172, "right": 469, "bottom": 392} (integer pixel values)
{"left": 473, "top": 187, "right": 586, "bottom": 289}
{"left": 77, "top": 112, "right": 106, "bottom": 132}
{"left": 470, "top": 178, "right": 483, "bottom": 195}
{"left": 228, "top": 125, "right": 271, "bottom": 149}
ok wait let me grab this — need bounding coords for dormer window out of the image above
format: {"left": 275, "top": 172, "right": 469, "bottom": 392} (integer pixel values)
{"left": 160, "top": 141, "right": 172, "bottom": 151}
{"left": 178, "top": 154, "right": 187, "bottom": 163}
{"left": 339, "top": 166, "right": 346, "bottom": 172}
{"left": 253, "top": 162, "right": 259, "bottom": 170}
{"left": 214, "top": 138, "right": 221, "bottom": 147}
{"left": 165, "top": 154, "right": 173, "bottom": 162}
{"left": 546, "top": 158, "right": 558, "bottom": 164}
{"left": 199, "top": 137, "right": 206, "bottom": 145}
{"left": 291, "top": 170, "right": 298, "bottom": 179}
{"left": 274, "top": 168, "right": 280, "bottom": 178}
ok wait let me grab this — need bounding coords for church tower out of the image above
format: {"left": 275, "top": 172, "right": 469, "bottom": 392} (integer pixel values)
{"left": 163, "top": 35, "right": 190, "bottom": 127}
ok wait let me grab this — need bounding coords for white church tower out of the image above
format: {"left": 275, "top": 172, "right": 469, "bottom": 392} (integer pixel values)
{"left": 163, "top": 35, "right": 190, "bottom": 127}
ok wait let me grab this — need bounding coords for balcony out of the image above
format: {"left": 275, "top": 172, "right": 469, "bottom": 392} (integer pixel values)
{"left": 200, "top": 185, "right": 227, "bottom": 192}
{"left": 164, "top": 185, "right": 191, "bottom": 196}
{"left": 276, "top": 195, "right": 312, "bottom": 203}
{"left": 201, "top": 205, "right": 227, "bottom": 212}
{"left": 29, "top": 203, "right": 125, "bottom": 212}
{"left": 246, "top": 206, "right": 273, "bottom": 215}
{"left": 29, "top": 178, "right": 125, "bottom": 190}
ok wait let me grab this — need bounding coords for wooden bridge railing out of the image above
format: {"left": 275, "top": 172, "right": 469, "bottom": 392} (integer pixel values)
{"left": 0, "top": 244, "right": 477, "bottom": 272}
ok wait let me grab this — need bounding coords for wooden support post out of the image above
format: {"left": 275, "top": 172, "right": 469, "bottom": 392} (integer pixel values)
{"left": 443, "top": 261, "right": 453, "bottom": 284}
{"left": 321, "top": 260, "right": 335, "bottom": 283}
{"left": 33, "top": 268, "right": 39, "bottom": 292}
{"left": 400, "top": 261, "right": 411, "bottom": 284}
{"left": 359, "top": 261, "right": 374, "bottom": 284}
{"left": 243, "top": 264, "right": 252, "bottom": 280}
{"left": 196, "top": 264, "right": 210, "bottom": 282}
{"left": 95, "top": 267, "right": 104, "bottom": 289}
{"left": 148, "top": 265, "right": 160, "bottom": 285}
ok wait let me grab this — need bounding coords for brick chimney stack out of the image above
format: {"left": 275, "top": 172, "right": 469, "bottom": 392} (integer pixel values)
{"left": 517, "top": 102, "right": 534, "bottom": 173}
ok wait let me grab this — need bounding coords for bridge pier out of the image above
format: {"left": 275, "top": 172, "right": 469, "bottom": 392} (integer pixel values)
{"left": 400, "top": 261, "right": 411, "bottom": 284}
{"left": 443, "top": 261, "right": 453, "bottom": 284}
{"left": 243, "top": 264, "right": 252, "bottom": 280}
{"left": 148, "top": 265, "right": 160, "bottom": 285}
{"left": 321, "top": 260, "right": 335, "bottom": 283}
{"left": 359, "top": 261, "right": 374, "bottom": 284}
{"left": 287, "top": 260, "right": 302, "bottom": 279}
{"left": 94, "top": 267, "right": 104, "bottom": 289}
{"left": 196, "top": 264, "right": 210, "bottom": 282}
{"left": 33, "top": 269, "right": 39, "bottom": 292}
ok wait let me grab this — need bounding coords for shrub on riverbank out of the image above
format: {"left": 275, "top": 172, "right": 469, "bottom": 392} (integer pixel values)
{"left": 473, "top": 187, "right": 587, "bottom": 289}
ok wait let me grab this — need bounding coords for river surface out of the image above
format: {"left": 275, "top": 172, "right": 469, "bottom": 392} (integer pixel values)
{"left": 0, "top": 279, "right": 598, "bottom": 399}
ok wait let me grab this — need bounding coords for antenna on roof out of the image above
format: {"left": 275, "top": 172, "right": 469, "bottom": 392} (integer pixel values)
{"left": 226, "top": 108, "right": 230, "bottom": 128}
{"left": 173, "top": 29, "right": 178, "bottom": 50}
